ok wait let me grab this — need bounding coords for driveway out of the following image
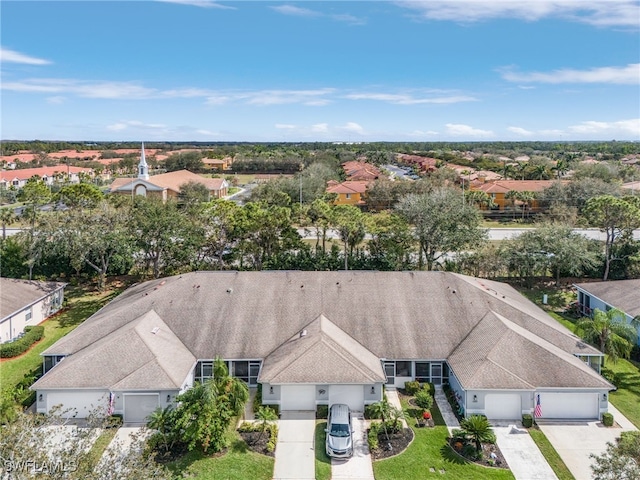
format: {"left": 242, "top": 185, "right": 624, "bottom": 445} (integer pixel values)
{"left": 273, "top": 411, "right": 316, "bottom": 480}
{"left": 538, "top": 403, "right": 637, "bottom": 480}
{"left": 493, "top": 425, "right": 557, "bottom": 480}
{"left": 331, "top": 415, "right": 375, "bottom": 480}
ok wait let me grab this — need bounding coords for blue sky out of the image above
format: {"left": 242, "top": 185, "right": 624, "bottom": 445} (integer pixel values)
{"left": 1, "top": 0, "right": 639, "bottom": 142}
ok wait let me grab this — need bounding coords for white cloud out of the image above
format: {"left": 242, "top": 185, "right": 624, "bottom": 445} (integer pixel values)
{"left": 395, "top": 1, "right": 640, "bottom": 28}
{"left": 46, "top": 96, "right": 66, "bottom": 104}
{"left": 568, "top": 118, "right": 640, "bottom": 135}
{"left": 157, "top": 0, "right": 235, "bottom": 9}
{"left": 445, "top": 123, "right": 494, "bottom": 137}
{"left": 539, "top": 129, "right": 566, "bottom": 136}
{"left": 312, "top": 123, "right": 329, "bottom": 133}
{"left": 407, "top": 130, "right": 440, "bottom": 137}
{"left": 0, "top": 47, "right": 52, "bottom": 65}
{"left": 241, "top": 89, "right": 335, "bottom": 106}
{"left": 501, "top": 63, "right": 640, "bottom": 84}
{"left": 270, "top": 5, "right": 320, "bottom": 17}
{"left": 340, "top": 122, "right": 365, "bottom": 134}
{"left": 508, "top": 126, "right": 534, "bottom": 136}
{"left": 2, "top": 78, "right": 157, "bottom": 99}
{"left": 344, "top": 92, "right": 476, "bottom": 104}
{"left": 275, "top": 124, "right": 297, "bottom": 129}
{"left": 107, "top": 120, "right": 167, "bottom": 131}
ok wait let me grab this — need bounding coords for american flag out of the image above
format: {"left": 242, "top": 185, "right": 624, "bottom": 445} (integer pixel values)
{"left": 534, "top": 394, "right": 542, "bottom": 418}
{"left": 108, "top": 392, "right": 115, "bottom": 415}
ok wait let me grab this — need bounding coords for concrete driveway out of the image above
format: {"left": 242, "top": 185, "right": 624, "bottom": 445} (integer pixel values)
{"left": 331, "top": 415, "right": 375, "bottom": 480}
{"left": 273, "top": 411, "right": 316, "bottom": 480}
{"left": 538, "top": 404, "right": 638, "bottom": 480}
{"left": 493, "top": 425, "right": 557, "bottom": 480}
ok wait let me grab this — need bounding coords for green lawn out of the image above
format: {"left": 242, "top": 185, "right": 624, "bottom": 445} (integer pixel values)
{"left": 167, "top": 433, "right": 274, "bottom": 480}
{"left": 375, "top": 394, "right": 514, "bottom": 480}
{"left": 85, "top": 428, "right": 118, "bottom": 469}
{"left": 0, "top": 286, "right": 123, "bottom": 395}
{"left": 529, "top": 428, "right": 575, "bottom": 480}
{"left": 315, "top": 421, "right": 331, "bottom": 480}
{"left": 602, "top": 357, "right": 640, "bottom": 429}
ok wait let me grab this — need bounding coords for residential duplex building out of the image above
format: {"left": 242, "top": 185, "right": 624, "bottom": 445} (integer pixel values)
{"left": 470, "top": 180, "right": 565, "bottom": 212}
{"left": 0, "top": 166, "right": 94, "bottom": 189}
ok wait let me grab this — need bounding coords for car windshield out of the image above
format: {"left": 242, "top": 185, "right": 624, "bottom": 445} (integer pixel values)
{"left": 330, "top": 423, "right": 350, "bottom": 437}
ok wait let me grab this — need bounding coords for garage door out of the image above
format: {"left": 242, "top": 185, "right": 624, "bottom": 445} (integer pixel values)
{"left": 484, "top": 394, "right": 522, "bottom": 420}
{"left": 47, "top": 391, "right": 109, "bottom": 418}
{"left": 538, "top": 392, "right": 599, "bottom": 419}
{"left": 329, "top": 385, "right": 365, "bottom": 412}
{"left": 124, "top": 394, "right": 159, "bottom": 423}
{"left": 280, "top": 385, "right": 316, "bottom": 410}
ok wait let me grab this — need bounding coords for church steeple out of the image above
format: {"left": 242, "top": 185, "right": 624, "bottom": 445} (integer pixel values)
{"left": 138, "top": 142, "right": 149, "bottom": 180}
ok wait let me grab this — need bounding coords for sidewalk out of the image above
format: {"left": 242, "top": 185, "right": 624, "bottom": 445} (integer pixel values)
{"left": 433, "top": 386, "right": 460, "bottom": 434}
{"left": 385, "top": 389, "right": 407, "bottom": 428}
{"left": 272, "top": 411, "right": 316, "bottom": 480}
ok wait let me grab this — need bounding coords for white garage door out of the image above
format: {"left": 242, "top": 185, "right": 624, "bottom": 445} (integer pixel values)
{"left": 47, "top": 391, "right": 109, "bottom": 418}
{"left": 124, "top": 394, "right": 159, "bottom": 423}
{"left": 329, "top": 385, "right": 365, "bottom": 413}
{"left": 484, "top": 394, "right": 522, "bottom": 420}
{"left": 538, "top": 392, "right": 599, "bottom": 419}
{"left": 280, "top": 385, "right": 316, "bottom": 410}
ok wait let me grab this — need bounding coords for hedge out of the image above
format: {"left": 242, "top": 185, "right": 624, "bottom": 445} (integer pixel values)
{"left": 602, "top": 412, "right": 614, "bottom": 427}
{"left": 0, "top": 326, "right": 45, "bottom": 358}
{"left": 522, "top": 413, "right": 533, "bottom": 428}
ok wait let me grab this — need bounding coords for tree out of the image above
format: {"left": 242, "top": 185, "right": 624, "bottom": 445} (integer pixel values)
{"left": 307, "top": 198, "right": 334, "bottom": 254}
{"left": 254, "top": 406, "right": 278, "bottom": 441}
{"left": 178, "top": 181, "right": 211, "bottom": 208}
{"left": 504, "top": 190, "right": 519, "bottom": 219}
{"left": 551, "top": 159, "right": 569, "bottom": 179}
{"left": 576, "top": 308, "right": 639, "bottom": 363}
{"left": 396, "top": 188, "right": 487, "bottom": 271}
{"left": 465, "top": 190, "right": 495, "bottom": 210}
{"left": 515, "top": 191, "right": 535, "bottom": 219}
{"left": 0, "top": 207, "right": 16, "bottom": 240}
{"left": 583, "top": 195, "right": 640, "bottom": 280}
{"left": 197, "top": 200, "right": 243, "bottom": 270}
{"left": 57, "top": 183, "right": 104, "bottom": 209}
{"left": 590, "top": 431, "right": 640, "bottom": 480}
{"left": 458, "top": 415, "right": 496, "bottom": 453}
{"left": 332, "top": 204, "right": 367, "bottom": 270}
{"left": 367, "top": 398, "right": 392, "bottom": 441}
{"left": 164, "top": 151, "right": 204, "bottom": 172}
{"left": 366, "top": 211, "right": 414, "bottom": 270}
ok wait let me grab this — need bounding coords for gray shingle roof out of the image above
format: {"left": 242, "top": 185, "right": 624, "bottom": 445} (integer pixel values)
{"left": 575, "top": 279, "right": 640, "bottom": 318}
{"left": 1, "top": 278, "right": 66, "bottom": 320}
{"left": 259, "top": 314, "right": 386, "bottom": 384}
{"left": 37, "top": 271, "right": 607, "bottom": 391}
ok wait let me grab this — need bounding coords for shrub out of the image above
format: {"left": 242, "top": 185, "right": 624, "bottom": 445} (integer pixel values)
{"left": 424, "top": 382, "right": 436, "bottom": 396}
{"left": 365, "top": 404, "right": 381, "bottom": 419}
{"left": 316, "top": 405, "right": 328, "bottom": 419}
{"left": 0, "top": 326, "right": 45, "bottom": 358}
{"left": 404, "top": 381, "right": 421, "bottom": 395}
{"left": 522, "top": 413, "right": 533, "bottom": 428}
{"left": 462, "top": 443, "right": 482, "bottom": 460}
{"left": 415, "top": 389, "right": 434, "bottom": 410}
{"left": 266, "top": 440, "right": 276, "bottom": 453}
{"left": 368, "top": 422, "right": 380, "bottom": 450}
{"left": 602, "top": 412, "right": 614, "bottom": 427}
{"left": 108, "top": 414, "right": 123, "bottom": 428}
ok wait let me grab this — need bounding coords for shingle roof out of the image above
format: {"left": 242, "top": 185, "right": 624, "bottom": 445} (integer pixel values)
{"left": 259, "top": 314, "right": 386, "bottom": 384}
{"left": 109, "top": 170, "right": 227, "bottom": 193}
{"left": 37, "top": 271, "right": 607, "bottom": 390}
{"left": 0, "top": 278, "right": 66, "bottom": 320}
{"left": 33, "top": 310, "right": 195, "bottom": 390}
{"left": 574, "top": 279, "right": 640, "bottom": 318}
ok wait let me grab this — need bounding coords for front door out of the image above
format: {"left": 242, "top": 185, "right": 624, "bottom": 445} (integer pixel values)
{"left": 431, "top": 363, "right": 442, "bottom": 385}
{"left": 384, "top": 362, "right": 395, "bottom": 386}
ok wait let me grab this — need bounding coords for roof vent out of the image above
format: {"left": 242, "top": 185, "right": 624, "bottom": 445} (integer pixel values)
{"left": 227, "top": 288, "right": 233, "bottom": 293}
{"left": 300, "top": 329, "right": 307, "bottom": 338}
{"left": 151, "top": 327, "right": 160, "bottom": 335}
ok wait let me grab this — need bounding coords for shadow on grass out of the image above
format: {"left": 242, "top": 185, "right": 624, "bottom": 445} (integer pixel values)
{"left": 57, "top": 291, "right": 122, "bottom": 328}
{"left": 440, "top": 444, "right": 468, "bottom": 465}
{"left": 603, "top": 368, "right": 640, "bottom": 395}
{"left": 230, "top": 438, "right": 249, "bottom": 454}
{"left": 315, "top": 422, "right": 331, "bottom": 467}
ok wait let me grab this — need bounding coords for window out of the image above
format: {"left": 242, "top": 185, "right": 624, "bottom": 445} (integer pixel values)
{"left": 395, "top": 361, "right": 412, "bottom": 377}
{"left": 25, "top": 308, "right": 32, "bottom": 322}
{"left": 194, "top": 360, "right": 214, "bottom": 383}
{"left": 232, "top": 361, "right": 249, "bottom": 383}
{"left": 43, "top": 355, "right": 65, "bottom": 374}
{"left": 415, "top": 362, "right": 430, "bottom": 382}
{"left": 345, "top": 193, "right": 351, "bottom": 199}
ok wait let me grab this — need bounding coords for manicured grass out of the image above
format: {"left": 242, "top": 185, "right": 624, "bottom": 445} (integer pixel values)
{"left": 85, "top": 428, "right": 118, "bottom": 469}
{"left": 529, "top": 428, "right": 575, "bottom": 480}
{"left": 377, "top": 393, "right": 514, "bottom": 480}
{"left": 167, "top": 432, "right": 274, "bottom": 480}
{"left": 373, "top": 425, "right": 515, "bottom": 480}
{"left": 315, "top": 421, "right": 331, "bottom": 480}
{"left": 0, "top": 286, "right": 123, "bottom": 395}
{"left": 602, "top": 357, "right": 640, "bottom": 429}
{"left": 547, "top": 311, "right": 578, "bottom": 333}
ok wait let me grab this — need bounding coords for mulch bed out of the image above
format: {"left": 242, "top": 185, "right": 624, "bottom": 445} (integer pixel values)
{"left": 448, "top": 438, "right": 510, "bottom": 469}
{"left": 369, "top": 427, "right": 414, "bottom": 460}
{"left": 238, "top": 431, "right": 275, "bottom": 457}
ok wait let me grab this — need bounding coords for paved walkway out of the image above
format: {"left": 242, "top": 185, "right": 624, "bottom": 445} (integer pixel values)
{"left": 433, "top": 386, "right": 460, "bottom": 434}
{"left": 385, "top": 389, "right": 408, "bottom": 427}
{"left": 273, "top": 411, "right": 316, "bottom": 480}
{"left": 331, "top": 415, "right": 375, "bottom": 480}
{"left": 243, "top": 387, "right": 257, "bottom": 421}
{"left": 538, "top": 403, "right": 638, "bottom": 480}
{"left": 494, "top": 425, "right": 558, "bottom": 480}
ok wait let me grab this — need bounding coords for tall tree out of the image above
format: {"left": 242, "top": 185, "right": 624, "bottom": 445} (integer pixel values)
{"left": 396, "top": 188, "right": 487, "bottom": 271}
{"left": 333, "top": 204, "right": 367, "bottom": 270}
{"left": 583, "top": 195, "right": 640, "bottom": 280}
{"left": 0, "top": 208, "right": 17, "bottom": 241}
{"left": 577, "top": 308, "right": 639, "bottom": 363}
{"left": 590, "top": 431, "right": 640, "bottom": 480}
{"left": 57, "top": 183, "right": 104, "bottom": 209}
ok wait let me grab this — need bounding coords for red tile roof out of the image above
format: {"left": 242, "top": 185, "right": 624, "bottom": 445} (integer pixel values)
{"left": 472, "top": 180, "right": 566, "bottom": 194}
{"left": 0, "top": 166, "right": 93, "bottom": 182}
{"left": 326, "top": 180, "right": 370, "bottom": 194}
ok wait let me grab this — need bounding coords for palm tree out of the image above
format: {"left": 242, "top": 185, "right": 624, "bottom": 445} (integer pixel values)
{"left": 255, "top": 406, "right": 278, "bottom": 441}
{"left": 515, "top": 191, "right": 536, "bottom": 219}
{"left": 459, "top": 415, "right": 496, "bottom": 453}
{"left": 147, "top": 405, "right": 177, "bottom": 453}
{"left": 0, "top": 208, "right": 17, "bottom": 240}
{"left": 209, "top": 358, "right": 249, "bottom": 417}
{"left": 577, "top": 308, "right": 639, "bottom": 364}
{"left": 368, "top": 397, "right": 392, "bottom": 440}
{"left": 533, "top": 164, "right": 549, "bottom": 180}
{"left": 504, "top": 190, "right": 519, "bottom": 219}
{"left": 551, "top": 159, "right": 569, "bottom": 179}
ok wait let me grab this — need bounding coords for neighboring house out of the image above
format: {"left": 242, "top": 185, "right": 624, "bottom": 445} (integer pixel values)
{"left": 396, "top": 154, "right": 438, "bottom": 173}
{"left": 470, "top": 180, "right": 565, "bottom": 212}
{"left": 0, "top": 166, "right": 94, "bottom": 189}
{"left": 109, "top": 144, "right": 228, "bottom": 201}
{"left": 0, "top": 278, "right": 66, "bottom": 343}
{"left": 326, "top": 180, "right": 369, "bottom": 206}
{"left": 202, "top": 157, "right": 232, "bottom": 172}
{"left": 32, "top": 271, "right": 612, "bottom": 423}
{"left": 574, "top": 279, "right": 640, "bottom": 346}
{"left": 341, "top": 161, "right": 381, "bottom": 181}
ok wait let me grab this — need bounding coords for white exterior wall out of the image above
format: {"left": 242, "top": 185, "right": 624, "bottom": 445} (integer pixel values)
{"left": 1, "top": 289, "right": 64, "bottom": 343}
{"left": 38, "top": 390, "right": 109, "bottom": 418}
{"left": 577, "top": 288, "right": 640, "bottom": 346}
{"left": 465, "top": 390, "right": 532, "bottom": 419}
{"left": 261, "top": 383, "right": 281, "bottom": 404}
